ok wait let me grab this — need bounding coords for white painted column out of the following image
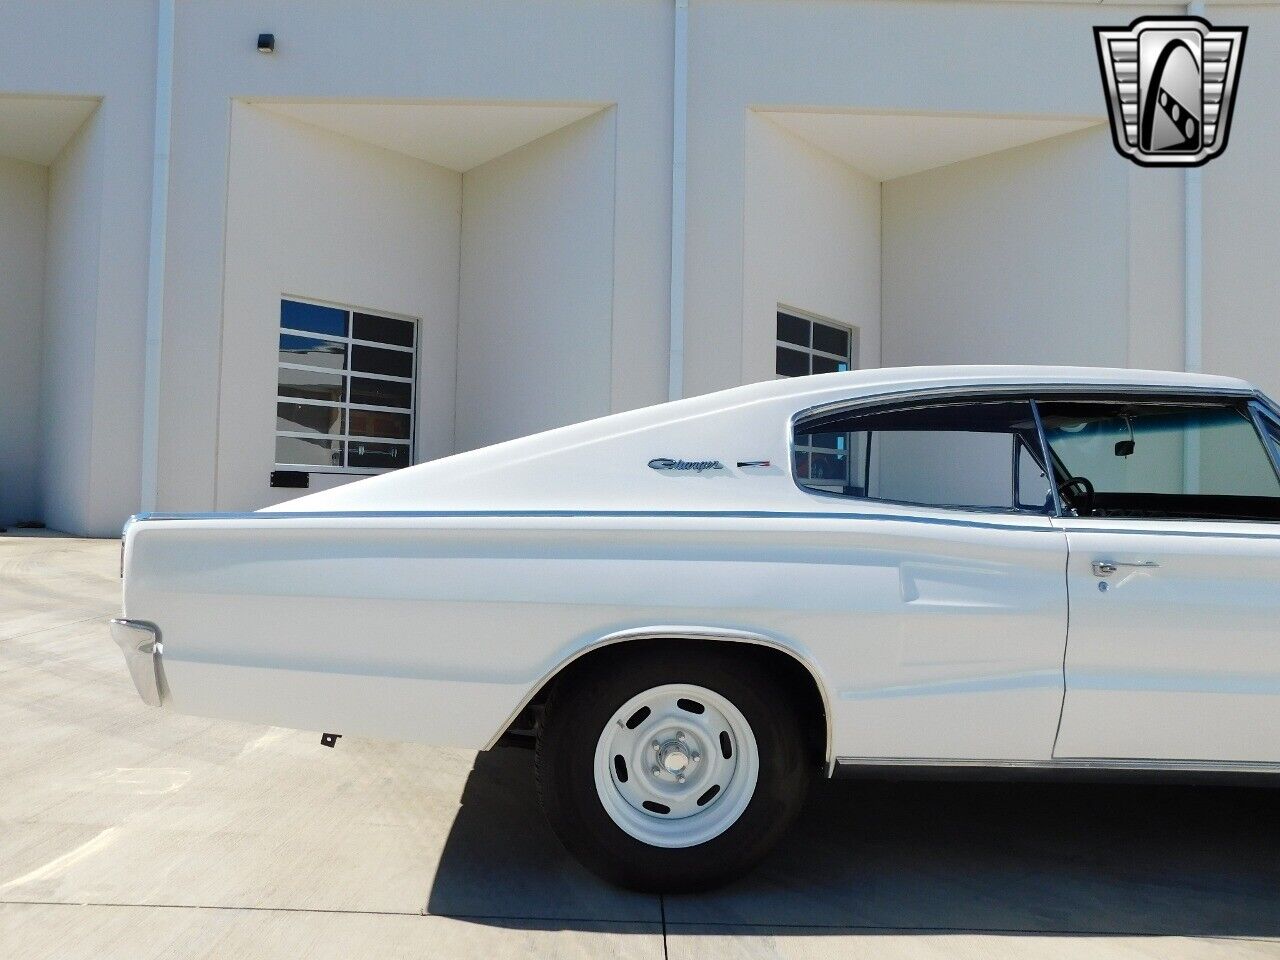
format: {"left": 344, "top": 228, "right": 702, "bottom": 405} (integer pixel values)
{"left": 140, "top": 0, "right": 175, "bottom": 511}
{"left": 667, "top": 0, "right": 689, "bottom": 402}
{"left": 1184, "top": 1, "right": 1204, "bottom": 492}
{"left": 1184, "top": 0, "right": 1205, "bottom": 375}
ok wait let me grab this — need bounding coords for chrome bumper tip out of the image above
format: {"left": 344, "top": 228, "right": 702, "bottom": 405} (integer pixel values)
{"left": 110, "top": 619, "right": 166, "bottom": 707}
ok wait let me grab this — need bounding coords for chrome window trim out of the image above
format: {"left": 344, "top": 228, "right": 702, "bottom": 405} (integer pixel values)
{"left": 1030, "top": 398, "right": 1063, "bottom": 517}
{"left": 1251, "top": 399, "right": 1280, "bottom": 481}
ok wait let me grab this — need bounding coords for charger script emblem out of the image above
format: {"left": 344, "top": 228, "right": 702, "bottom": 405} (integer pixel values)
{"left": 648, "top": 458, "right": 725, "bottom": 473}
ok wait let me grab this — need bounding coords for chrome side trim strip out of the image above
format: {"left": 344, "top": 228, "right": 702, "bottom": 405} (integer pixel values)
{"left": 835, "top": 756, "right": 1280, "bottom": 774}
{"left": 126, "top": 509, "right": 1056, "bottom": 534}
{"left": 110, "top": 619, "right": 166, "bottom": 707}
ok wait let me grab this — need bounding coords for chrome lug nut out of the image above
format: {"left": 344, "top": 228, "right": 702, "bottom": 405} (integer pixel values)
{"left": 652, "top": 741, "right": 660, "bottom": 752}
{"left": 651, "top": 766, "right": 661, "bottom": 777}
{"left": 691, "top": 752, "right": 701, "bottom": 762}
{"left": 676, "top": 774, "right": 686, "bottom": 784}
{"left": 676, "top": 731, "right": 686, "bottom": 743}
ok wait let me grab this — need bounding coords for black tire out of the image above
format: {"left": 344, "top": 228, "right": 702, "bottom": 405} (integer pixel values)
{"left": 535, "top": 642, "right": 813, "bottom": 892}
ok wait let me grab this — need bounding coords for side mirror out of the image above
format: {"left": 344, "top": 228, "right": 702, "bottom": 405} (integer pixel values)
{"left": 1114, "top": 439, "right": 1135, "bottom": 457}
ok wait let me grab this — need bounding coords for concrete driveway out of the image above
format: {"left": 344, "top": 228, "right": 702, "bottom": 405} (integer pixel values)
{"left": 3, "top": 533, "right": 1279, "bottom": 959}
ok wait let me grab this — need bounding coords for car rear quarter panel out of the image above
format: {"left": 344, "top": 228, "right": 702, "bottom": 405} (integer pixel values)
{"left": 126, "top": 507, "right": 1064, "bottom": 761}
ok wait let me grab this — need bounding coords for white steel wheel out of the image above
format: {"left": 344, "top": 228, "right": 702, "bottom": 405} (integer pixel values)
{"left": 592, "top": 683, "right": 760, "bottom": 848}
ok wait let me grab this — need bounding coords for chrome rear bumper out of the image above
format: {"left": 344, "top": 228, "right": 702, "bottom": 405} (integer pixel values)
{"left": 110, "top": 619, "right": 166, "bottom": 707}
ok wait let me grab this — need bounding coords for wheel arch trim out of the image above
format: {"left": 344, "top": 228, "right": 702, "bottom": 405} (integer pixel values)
{"left": 483, "top": 625, "right": 835, "bottom": 769}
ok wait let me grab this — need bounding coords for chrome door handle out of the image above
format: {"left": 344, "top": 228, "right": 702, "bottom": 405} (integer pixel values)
{"left": 1092, "top": 559, "right": 1159, "bottom": 577}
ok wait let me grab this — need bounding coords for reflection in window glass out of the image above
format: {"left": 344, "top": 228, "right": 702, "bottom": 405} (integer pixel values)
{"left": 279, "top": 335, "right": 345, "bottom": 370}
{"left": 812, "top": 323, "right": 850, "bottom": 358}
{"left": 350, "top": 376, "right": 411, "bottom": 409}
{"left": 353, "top": 312, "right": 414, "bottom": 347}
{"left": 348, "top": 441, "right": 411, "bottom": 469}
{"left": 793, "top": 400, "right": 1051, "bottom": 513}
{"left": 275, "top": 435, "right": 342, "bottom": 467}
{"left": 776, "top": 346, "right": 808, "bottom": 378}
{"left": 275, "top": 298, "right": 418, "bottom": 474}
{"left": 277, "top": 402, "right": 343, "bottom": 435}
{"left": 278, "top": 367, "right": 345, "bottom": 403}
{"left": 348, "top": 409, "right": 412, "bottom": 440}
{"left": 1016, "top": 439, "right": 1053, "bottom": 512}
{"left": 280, "top": 299, "right": 348, "bottom": 337}
{"left": 352, "top": 344, "right": 414, "bottom": 379}
{"left": 776, "top": 312, "right": 809, "bottom": 347}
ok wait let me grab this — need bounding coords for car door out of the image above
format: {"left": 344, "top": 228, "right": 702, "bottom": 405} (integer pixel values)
{"left": 1042, "top": 394, "right": 1280, "bottom": 763}
{"left": 791, "top": 395, "right": 1070, "bottom": 762}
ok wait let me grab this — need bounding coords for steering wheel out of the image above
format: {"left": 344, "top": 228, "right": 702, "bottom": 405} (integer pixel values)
{"left": 1057, "top": 476, "right": 1095, "bottom": 516}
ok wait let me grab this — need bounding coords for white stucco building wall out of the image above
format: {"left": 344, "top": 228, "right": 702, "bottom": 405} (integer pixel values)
{"left": 0, "top": 1, "right": 156, "bottom": 535}
{"left": 0, "top": 0, "right": 1277, "bottom": 534}
{"left": 743, "top": 113, "right": 881, "bottom": 383}
{"left": 1204, "top": 5, "right": 1280, "bottom": 397}
{"left": 458, "top": 109, "right": 617, "bottom": 452}
{"left": 217, "top": 103, "right": 463, "bottom": 510}
{"left": 882, "top": 127, "right": 1128, "bottom": 368}
{"left": 0, "top": 155, "right": 47, "bottom": 523}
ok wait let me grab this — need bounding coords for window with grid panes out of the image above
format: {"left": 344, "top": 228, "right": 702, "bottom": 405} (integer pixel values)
{"left": 274, "top": 298, "right": 417, "bottom": 474}
{"left": 776, "top": 310, "right": 857, "bottom": 488}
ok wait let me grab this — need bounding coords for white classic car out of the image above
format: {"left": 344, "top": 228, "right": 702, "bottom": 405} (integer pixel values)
{"left": 114, "top": 366, "right": 1280, "bottom": 890}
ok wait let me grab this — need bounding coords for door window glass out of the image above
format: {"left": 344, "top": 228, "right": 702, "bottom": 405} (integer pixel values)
{"left": 793, "top": 399, "right": 1052, "bottom": 512}
{"left": 1038, "top": 400, "right": 1280, "bottom": 520}
{"left": 1016, "top": 438, "right": 1054, "bottom": 513}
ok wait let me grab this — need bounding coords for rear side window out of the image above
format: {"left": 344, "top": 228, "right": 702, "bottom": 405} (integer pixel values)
{"left": 793, "top": 399, "right": 1053, "bottom": 513}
